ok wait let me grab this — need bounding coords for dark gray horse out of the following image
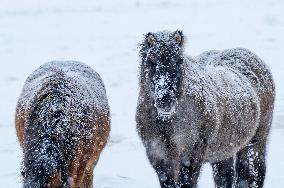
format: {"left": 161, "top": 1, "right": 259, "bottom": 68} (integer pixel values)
{"left": 136, "top": 30, "right": 275, "bottom": 188}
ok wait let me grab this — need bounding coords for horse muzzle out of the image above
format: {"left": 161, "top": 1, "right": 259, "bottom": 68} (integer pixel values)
{"left": 154, "top": 96, "right": 176, "bottom": 121}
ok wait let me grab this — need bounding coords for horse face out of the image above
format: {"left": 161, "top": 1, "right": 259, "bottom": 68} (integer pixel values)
{"left": 142, "top": 31, "right": 184, "bottom": 120}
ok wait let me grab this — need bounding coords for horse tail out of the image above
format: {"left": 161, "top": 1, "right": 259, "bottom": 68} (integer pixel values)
{"left": 23, "top": 72, "right": 70, "bottom": 187}
{"left": 23, "top": 137, "right": 68, "bottom": 187}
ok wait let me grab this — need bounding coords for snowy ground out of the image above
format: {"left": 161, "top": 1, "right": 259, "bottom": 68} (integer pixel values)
{"left": 0, "top": 0, "right": 283, "bottom": 187}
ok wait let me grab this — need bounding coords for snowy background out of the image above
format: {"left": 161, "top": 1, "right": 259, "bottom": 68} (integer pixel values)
{"left": 0, "top": 0, "right": 283, "bottom": 187}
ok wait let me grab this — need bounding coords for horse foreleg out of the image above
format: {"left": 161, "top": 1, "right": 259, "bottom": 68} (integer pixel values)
{"left": 211, "top": 156, "right": 235, "bottom": 188}
{"left": 145, "top": 139, "right": 178, "bottom": 188}
{"left": 178, "top": 140, "right": 206, "bottom": 188}
{"left": 178, "top": 161, "right": 201, "bottom": 188}
{"left": 79, "top": 170, "right": 93, "bottom": 188}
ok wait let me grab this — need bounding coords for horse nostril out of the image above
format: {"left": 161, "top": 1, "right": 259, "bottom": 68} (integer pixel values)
{"left": 161, "top": 95, "right": 171, "bottom": 103}
{"left": 163, "top": 105, "right": 172, "bottom": 112}
{"left": 160, "top": 97, "right": 175, "bottom": 109}
{"left": 156, "top": 100, "right": 170, "bottom": 110}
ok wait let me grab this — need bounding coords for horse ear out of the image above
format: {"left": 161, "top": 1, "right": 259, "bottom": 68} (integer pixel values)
{"left": 144, "top": 32, "right": 156, "bottom": 48}
{"left": 173, "top": 30, "right": 184, "bottom": 47}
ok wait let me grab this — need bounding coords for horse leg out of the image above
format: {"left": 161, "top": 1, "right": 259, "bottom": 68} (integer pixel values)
{"left": 235, "top": 101, "right": 273, "bottom": 188}
{"left": 155, "top": 165, "right": 177, "bottom": 188}
{"left": 145, "top": 139, "right": 177, "bottom": 188}
{"left": 211, "top": 156, "right": 235, "bottom": 188}
{"left": 178, "top": 141, "right": 207, "bottom": 188}
{"left": 178, "top": 159, "right": 202, "bottom": 188}
{"left": 79, "top": 170, "right": 93, "bottom": 188}
{"left": 235, "top": 140, "right": 267, "bottom": 188}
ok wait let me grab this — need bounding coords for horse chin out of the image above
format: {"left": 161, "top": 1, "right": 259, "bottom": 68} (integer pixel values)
{"left": 156, "top": 105, "right": 176, "bottom": 121}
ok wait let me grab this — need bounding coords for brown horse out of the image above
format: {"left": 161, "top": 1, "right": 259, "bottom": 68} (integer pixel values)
{"left": 15, "top": 61, "right": 110, "bottom": 188}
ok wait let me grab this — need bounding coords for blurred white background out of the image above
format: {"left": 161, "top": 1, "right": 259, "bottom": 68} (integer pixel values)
{"left": 0, "top": 0, "right": 283, "bottom": 187}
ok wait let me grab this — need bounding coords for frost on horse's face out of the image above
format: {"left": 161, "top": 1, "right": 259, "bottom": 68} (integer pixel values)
{"left": 142, "top": 31, "right": 184, "bottom": 120}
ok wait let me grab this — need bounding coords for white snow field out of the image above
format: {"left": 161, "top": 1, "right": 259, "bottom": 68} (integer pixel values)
{"left": 0, "top": 0, "right": 283, "bottom": 187}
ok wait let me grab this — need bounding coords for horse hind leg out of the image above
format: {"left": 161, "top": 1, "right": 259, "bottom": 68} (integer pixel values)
{"left": 235, "top": 104, "right": 273, "bottom": 188}
{"left": 211, "top": 156, "right": 235, "bottom": 188}
{"left": 235, "top": 140, "right": 267, "bottom": 188}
